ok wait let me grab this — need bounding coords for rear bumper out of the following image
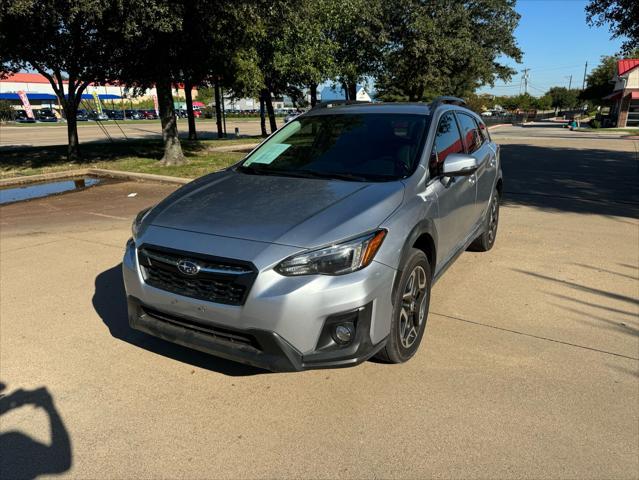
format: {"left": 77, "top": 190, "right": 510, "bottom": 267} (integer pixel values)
{"left": 127, "top": 296, "right": 386, "bottom": 372}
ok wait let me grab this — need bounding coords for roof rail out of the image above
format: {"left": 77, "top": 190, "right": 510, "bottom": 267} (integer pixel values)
{"left": 311, "top": 99, "right": 371, "bottom": 110}
{"left": 429, "top": 96, "right": 466, "bottom": 109}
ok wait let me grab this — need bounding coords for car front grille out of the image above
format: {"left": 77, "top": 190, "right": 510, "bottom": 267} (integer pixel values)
{"left": 138, "top": 245, "right": 257, "bottom": 306}
{"left": 142, "top": 306, "right": 260, "bottom": 350}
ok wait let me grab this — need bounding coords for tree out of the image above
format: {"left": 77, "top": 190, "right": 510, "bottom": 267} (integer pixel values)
{"left": 376, "top": 0, "right": 522, "bottom": 102}
{"left": 586, "top": 0, "right": 639, "bottom": 54}
{"left": 109, "top": 0, "right": 191, "bottom": 165}
{"left": 273, "top": 0, "right": 337, "bottom": 107}
{"left": 0, "top": 0, "right": 122, "bottom": 161}
{"left": 176, "top": 0, "right": 254, "bottom": 141}
{"left": 546, "top": 87, "right": 580, "bottom": 110}
{"left": 328, "top": 0, "right": 387, "bottom": 100}
{"left": 580, "top": 56, "right": 617, "bottom": 105}
{"left": 580, "top": 50, "right": 639, "bottom": 105}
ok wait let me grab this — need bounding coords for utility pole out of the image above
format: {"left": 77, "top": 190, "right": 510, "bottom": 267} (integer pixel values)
{"left": 567, "top": 74, "right": 573, "bottom": 90}
{"left": 582, "top": 61, "right": 588, "bottom": 90}
{"left": 520, "top": 68, "right": 530, "bottom": 95}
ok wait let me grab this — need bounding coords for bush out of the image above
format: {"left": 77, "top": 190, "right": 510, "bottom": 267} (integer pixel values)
{"left": 589, "top": 119, "right": 601, "bottom": 129}
{"left": 0, "top": 100, "right": 15, "bottom": 121}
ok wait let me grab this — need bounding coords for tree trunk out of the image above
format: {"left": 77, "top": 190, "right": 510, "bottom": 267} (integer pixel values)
{"left": 309, "top": 82, "right": 318, "bottom": 107}
{"left": 214, "top": 81, "right": 223, "bottom": 138}
{"left": 184, "top": 79, "right": 197, "bottom": 140}
{"left": 65, "top": 102, "right": 80, "bottom": 162}
{"left": 342, "top": 82, "right": 349, "bottom": 100}
{"left": 348, "top": 83, "right": 357, "bottom": 102}
{"left": 263, "top": 89, "right": 277, "bottom": 133}
{"left": 156, "top": 80, "right": 185, "bottom": 165}
{"left": 259, "top": 93, "right": 267, "bottom": 137}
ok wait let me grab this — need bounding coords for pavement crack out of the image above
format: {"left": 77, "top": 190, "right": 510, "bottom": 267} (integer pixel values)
{"left": 431, "top": 311, "right": 639, "bottom": 361}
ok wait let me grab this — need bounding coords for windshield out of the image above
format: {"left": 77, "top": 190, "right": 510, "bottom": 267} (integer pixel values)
{"left": 239, "top": 113, "right": 429, "bottom": 181}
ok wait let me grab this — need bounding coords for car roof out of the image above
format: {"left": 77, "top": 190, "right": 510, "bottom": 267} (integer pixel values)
{"left": 305, "top": 102, "right": 432, "bottom": 117}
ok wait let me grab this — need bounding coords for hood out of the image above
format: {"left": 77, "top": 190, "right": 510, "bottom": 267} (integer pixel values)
{"left": 146, "top": 170, "right": 404, "bottom": 248}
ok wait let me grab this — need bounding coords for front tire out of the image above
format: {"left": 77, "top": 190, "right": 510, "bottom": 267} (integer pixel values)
{"left": 376, "top": 249, "right": 431, "bottom": 364}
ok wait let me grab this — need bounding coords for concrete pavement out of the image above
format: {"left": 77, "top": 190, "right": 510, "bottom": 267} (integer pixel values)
{"left": 0, "top": 126, "right": 638, "bottom": 478}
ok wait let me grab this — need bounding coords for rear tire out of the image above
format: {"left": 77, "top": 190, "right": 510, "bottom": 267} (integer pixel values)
{"left": 376, "top": 249, "right": 431, "bottom": 364}
{"left": 469, "top": 188, "right": 500, "bottom": 252}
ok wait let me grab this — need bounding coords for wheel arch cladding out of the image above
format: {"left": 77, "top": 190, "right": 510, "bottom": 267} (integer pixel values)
{"left": 391, "top": 220, "right": 437, "bottom": 304}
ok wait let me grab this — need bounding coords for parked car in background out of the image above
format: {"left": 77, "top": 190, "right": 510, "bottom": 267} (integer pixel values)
{"left": 125, "top": 109, "right": 142, "bottom": 120}
{"left": 76, "top": 109, "right": 89, "bottom": 121}
{"left": 284, "top": 111, "right": 302, "bottom": 123}
{"left": 124, "top": 97, "right": 502, "bottom": 372}
{"left": 140, "top": 110, "right": 157, "bottom": 120}
{"left": 14, "top": 109, "right": 36, "bottom": 123}
{"left": 88, "top": 111, "right": 109, "bottom": 121}
{"left": 105, "top": 109, "right": 125, "bottom": 120}
{"left": 36, "top": 109, "right": 58, "bottom": 122}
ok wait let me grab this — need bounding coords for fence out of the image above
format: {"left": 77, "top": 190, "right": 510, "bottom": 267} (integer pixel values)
{"left": 481, "top": 109, "right": 583, "bottom": 126}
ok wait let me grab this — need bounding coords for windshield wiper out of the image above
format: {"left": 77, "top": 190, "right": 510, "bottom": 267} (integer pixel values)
{"left": 293, "top": 170, "right": 370, "bottom": 182}
{"left": 239, "top": 165, "right": 373, "bottom": 182}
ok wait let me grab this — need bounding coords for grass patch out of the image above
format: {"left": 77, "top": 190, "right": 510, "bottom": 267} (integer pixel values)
{"left": 0, "top": 137, "right": 258, "bottom": 179}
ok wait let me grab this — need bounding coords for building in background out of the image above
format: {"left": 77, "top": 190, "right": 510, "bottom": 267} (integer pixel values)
{"left": 604, "top": 59, "right": 639, "bottom": 127}
{"left": 0, "top": 72, "right": 197, "bottom": 113}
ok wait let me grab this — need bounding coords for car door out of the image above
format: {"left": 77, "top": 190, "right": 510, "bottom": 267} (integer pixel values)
{"left": 456, "top": 112, "right": 497, "bottom": 224}
{"left": 428, "top": 111, "right": 478, "bottom": 268}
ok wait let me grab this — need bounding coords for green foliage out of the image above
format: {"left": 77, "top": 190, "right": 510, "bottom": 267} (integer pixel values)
{"left": 589, "top": 119, "right": 601, "bottom": 129}
{"left": 0, "top": 100, "right": 14, "bottom": 121}
{"left": 376, "top": 0, "right": 522, "bottom": 101}
{"left": 586, "top": 0, "right": 639, "bottom": 54}
{"left": 546, "top": 87, "right": 580, "bottom": 109}
{"left": 580, "top": 50, "right": 639, "bottom": 105}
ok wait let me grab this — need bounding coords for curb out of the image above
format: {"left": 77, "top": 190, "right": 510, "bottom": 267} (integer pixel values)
{"left": 0, "top": 169, "right": 90, "bottom": 187}
{"left": 87, "top": 168, "right": 191, "bottom": 185}
{"left": 487, "top": 124, "right": 509, "bottom": 130}
{"left": 0, "top": 168, "right": 192, "bottom": 188}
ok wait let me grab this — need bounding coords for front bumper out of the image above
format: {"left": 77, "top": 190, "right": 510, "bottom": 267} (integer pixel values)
{"left": 122, "top": 232, "right": 395, "bottom": 372}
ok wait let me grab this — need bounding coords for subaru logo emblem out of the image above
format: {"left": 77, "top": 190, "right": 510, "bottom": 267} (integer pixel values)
{"left": 177, "top": 259, "right": 200, "bottom": 276}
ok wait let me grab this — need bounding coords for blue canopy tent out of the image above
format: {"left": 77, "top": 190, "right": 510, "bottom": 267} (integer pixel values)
{"left": 0, "top": 92, "right": 57, "bottom": 100}
{"left": 0, "top": 92, "right": 121, "bottom": 101}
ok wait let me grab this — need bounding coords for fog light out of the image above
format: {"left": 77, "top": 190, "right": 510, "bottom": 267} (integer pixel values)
{"left": 333, "top": 323, "right": 354, "bottom": 345}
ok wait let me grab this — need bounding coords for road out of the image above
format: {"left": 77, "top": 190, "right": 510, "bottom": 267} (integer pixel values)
{"left": 1, "top": 126, "right": 638, "bottom": 479}
{"left": 0, "top": 119, "right": 264, "bottom": 147}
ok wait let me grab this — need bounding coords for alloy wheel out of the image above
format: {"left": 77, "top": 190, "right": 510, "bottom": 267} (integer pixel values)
{"left": 399, "top": 265, "right": 428, "bottom": 348}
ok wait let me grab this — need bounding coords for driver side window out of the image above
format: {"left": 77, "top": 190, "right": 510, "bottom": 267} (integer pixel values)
{"left": 430, "top": 112, "right": 464, "bottom": 178}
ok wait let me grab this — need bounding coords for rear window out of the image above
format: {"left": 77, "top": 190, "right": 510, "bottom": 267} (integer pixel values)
{"left": 240, "top": 113, "right": 429, "bottom": 181}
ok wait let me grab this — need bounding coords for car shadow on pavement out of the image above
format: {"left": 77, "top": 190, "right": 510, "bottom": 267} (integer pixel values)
{"left": 500, "top": 144, "right": 639, "bottom": 219}
{"left": 92, "top": 264, "right": 270, "bottom": 377}
{"left": 0, "top": 382, "right": 72, "bottom": 480}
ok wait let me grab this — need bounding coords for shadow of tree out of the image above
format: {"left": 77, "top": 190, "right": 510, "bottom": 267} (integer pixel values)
{"left": 500, "top": 143, "right": 639, "bottom": 218}
{"left": 513, "top": 269, "right": 639, "bottom": 307}
{"left": 0, "top": 139, "right": 211, "bottom": 171}
{"left": 0, "top": 383, "right": 72, "bottom": 480}
{"left": 91, "top": 264, "right": 268, "bottom": 377}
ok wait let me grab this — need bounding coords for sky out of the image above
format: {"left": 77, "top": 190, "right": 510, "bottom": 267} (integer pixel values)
{"left": 477, "top": 0, "right": 627, "bottom": 97}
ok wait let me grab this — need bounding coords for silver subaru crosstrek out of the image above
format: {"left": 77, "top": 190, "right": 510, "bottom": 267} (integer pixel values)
{"left": 123, "top": 97, "right": 502, "bottom": 371}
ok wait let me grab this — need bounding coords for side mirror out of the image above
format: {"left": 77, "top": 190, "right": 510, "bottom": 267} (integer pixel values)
{"left": 442, "top": 153, "right": 479, "bottom": 177}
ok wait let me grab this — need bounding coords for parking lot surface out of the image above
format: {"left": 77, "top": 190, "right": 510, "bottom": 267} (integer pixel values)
{"left": 1, "top": 126, "right": 638, "bottom": 478}
{"left": 0, "top": 120, "right": 264, "bottom": 147}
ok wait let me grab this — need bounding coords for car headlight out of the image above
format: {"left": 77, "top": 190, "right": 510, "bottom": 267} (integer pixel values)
{"left": 275, "top": 230, "right": 387, "bottom": 276}
{"left": 131, "top": 207, "right": 152, "bottom": 240}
